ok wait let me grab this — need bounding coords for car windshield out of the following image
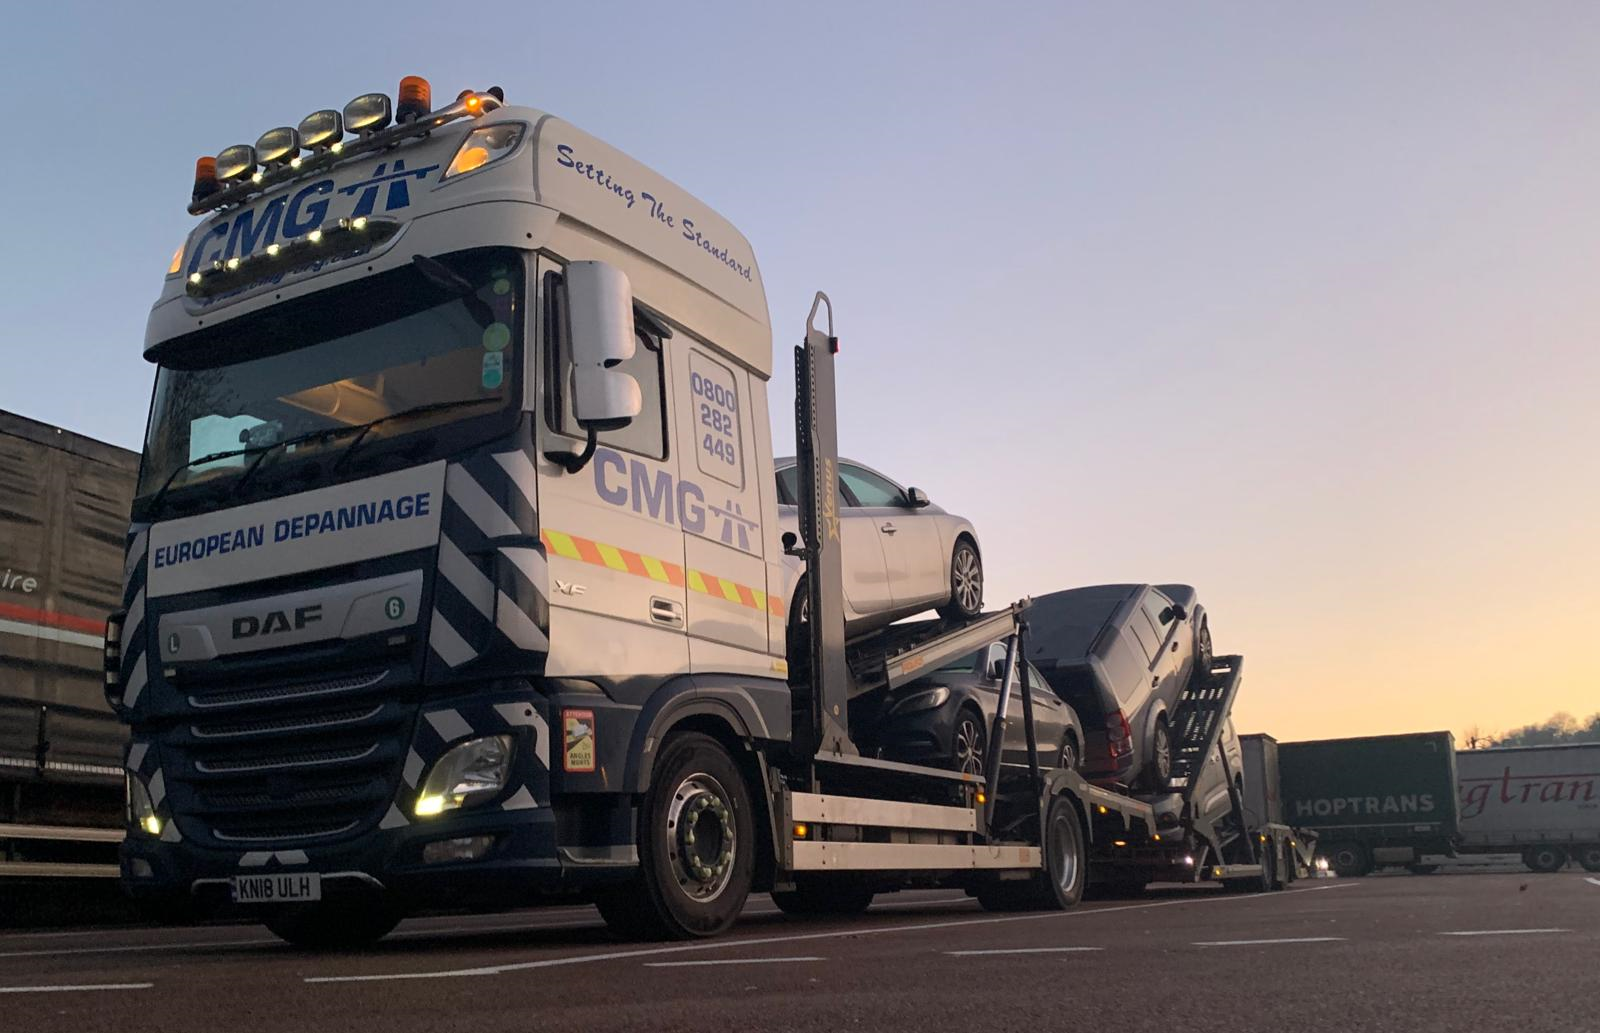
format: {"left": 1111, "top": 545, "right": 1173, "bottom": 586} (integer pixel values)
{"left": 137, "top": 248, "right": 522, "bottom": 503}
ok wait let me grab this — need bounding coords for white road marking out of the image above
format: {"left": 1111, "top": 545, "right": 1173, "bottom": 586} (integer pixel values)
{"left": 0, "top": 983, "right": 153, "bottom": 994}
{"left": 946, "top": 946, "right": 1103, "bottom": 955}
{"left": 0, "top": 895, "right": 974, "bottom": 960}
{"left": 1194, "top": 937, "right": 1345, "bottom": 946}
{"left": 1438, "top": 929, "right": 1571, "bottom": 937}
{"left": 1586, "top": 878, "right": 1600, "bottom": 888}
{"left": 307, "top": 881, "right": 1354, "bottom": 983}
{"left": 644, "top": 956, "right": 823, "bottom": 968}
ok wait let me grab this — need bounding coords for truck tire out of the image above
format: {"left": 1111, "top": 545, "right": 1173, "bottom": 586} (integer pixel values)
{"left": 596, "top": 732, "right": 755, "bottom": 940}
{"left": 975, "top": 796, "right": 1086, "bottom": 911}
{"left": 771, "top": 875, "right": 875, "bottom": 916}
{"left": 261, "top": 899, "right": 402, "bottom": 949}
{"left": 1578, "top": 845, "right": 1600, "bottom": 873}
{"left": 1522, "top": 844, "right": 1567, "bottom": 874}
{"left": 1326, "top": 841, "right": 1370, "bottom": 878}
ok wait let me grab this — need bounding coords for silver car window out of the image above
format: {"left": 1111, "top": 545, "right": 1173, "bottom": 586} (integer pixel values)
{"left": 839, "top": 464, "right": 902, "bottom": 507}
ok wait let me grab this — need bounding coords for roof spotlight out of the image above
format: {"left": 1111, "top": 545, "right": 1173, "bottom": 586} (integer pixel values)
{"left": 255, "top": 126, "right": 300, "bottom": 166}
{"left": 214, "top": 144, "right": 257, "bottom": 183}
{"left": 343, "top": 92, "right": 392, "bottom": 134}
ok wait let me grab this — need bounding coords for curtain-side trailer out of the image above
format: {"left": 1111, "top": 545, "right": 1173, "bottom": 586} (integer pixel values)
{"left": 0, "top": 410, "right": 135, "bottom": 884}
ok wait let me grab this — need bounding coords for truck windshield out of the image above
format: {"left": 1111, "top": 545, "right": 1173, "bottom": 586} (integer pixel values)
{"left": 137, "top": 247, "right": 522, "bottom": 506}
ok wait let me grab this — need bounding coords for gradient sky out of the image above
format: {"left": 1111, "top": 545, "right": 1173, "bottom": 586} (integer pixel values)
{"left": 2, "top": 2, "right": 1595, "bottom": 741}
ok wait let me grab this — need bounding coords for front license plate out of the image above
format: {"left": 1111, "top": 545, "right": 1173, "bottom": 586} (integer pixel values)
{"left": 231, "top": 872, "right": 322, "bottom": 904}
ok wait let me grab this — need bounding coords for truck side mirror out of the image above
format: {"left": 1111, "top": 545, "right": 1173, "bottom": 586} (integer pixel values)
{"left": 905, "top": 487, "right": 931, "bottom": 508}
{"left": 1167, "top": 603, "right": 1188, "bottom": 622}
{"left": 551, "top": 261, "right": 642, "bottom": 472}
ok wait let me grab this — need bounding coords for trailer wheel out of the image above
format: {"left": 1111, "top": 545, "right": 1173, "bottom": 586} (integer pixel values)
{"left": 261, "top": 899, "right": 402, "bottom": 950}
{"left": 771, "top": 875, "right": 875, "bottom": 916}
{"left": 597, "top": 733, "right": 755, "bottom": 940}
{"left": 975, "top": 796, "right": 1085, "bottom": 911}
{"left": 1326, "top": 841, "right": 1370, "bottom": 878}
{"left": 1577, "top": 845, "right": 1600, "bottom": 873}
{"left": 1522, "top": 844, "right": 1567, "bottom": 874}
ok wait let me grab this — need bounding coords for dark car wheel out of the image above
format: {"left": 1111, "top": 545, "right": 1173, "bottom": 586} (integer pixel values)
{"left": 1195, "top": 619, "right": 1214, "bottom": 680}
{"left": 1059, "top": 736, "right": 1079, "bottom": 772}
{"left": 938, "top": 540, "right": 983, "bottom": 622}
{"left": 952, "top": 708, "right": 987, "bottom": 776}
{"left": 1147, "top": 717, "right": 1174, "bottom": 789}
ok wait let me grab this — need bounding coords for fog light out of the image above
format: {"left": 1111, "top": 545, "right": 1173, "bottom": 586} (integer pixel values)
{"left": 127, "top": 858, "right": 154, "bottom": 879}
{"left": 422, "top": 835, "right": 495, "bottom": 864}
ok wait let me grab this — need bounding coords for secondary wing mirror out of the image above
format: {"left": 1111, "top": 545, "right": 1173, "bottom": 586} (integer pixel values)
{"left": 905, "top": 486, "right": 931, "bottom": 508}
{"left": 1167, "top": 603, "right": 1188, "bottom": 622}
{"left": 551, "top": 261, "right": 643, "bottom": 473}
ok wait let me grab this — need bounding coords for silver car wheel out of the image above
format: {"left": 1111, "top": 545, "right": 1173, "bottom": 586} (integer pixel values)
{"left": 950, "top": 545, "right": 983, "bottom": 616}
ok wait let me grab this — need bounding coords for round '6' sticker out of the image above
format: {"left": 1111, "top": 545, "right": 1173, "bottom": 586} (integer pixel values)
{"left": 384, "top": 596, "right": 406, "bottom": 621}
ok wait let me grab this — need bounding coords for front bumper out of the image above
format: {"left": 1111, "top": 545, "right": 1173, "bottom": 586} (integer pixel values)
{"left": 121, "top": 795, "right": 638, "bottom": 911}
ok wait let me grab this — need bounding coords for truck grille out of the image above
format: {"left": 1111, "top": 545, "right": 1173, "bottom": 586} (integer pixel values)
{"left": 164, "top": 668, "right": 409, "bottom": 849}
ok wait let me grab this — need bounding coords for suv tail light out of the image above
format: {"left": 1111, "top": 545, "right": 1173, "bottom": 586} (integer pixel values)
{"left": 1105, "top": 709, "right": 1134, "bottom": 760}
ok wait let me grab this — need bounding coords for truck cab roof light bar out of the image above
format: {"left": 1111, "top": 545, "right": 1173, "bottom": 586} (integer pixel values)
{"left": 188, "top": 88, "right": 505, "bottom": 216}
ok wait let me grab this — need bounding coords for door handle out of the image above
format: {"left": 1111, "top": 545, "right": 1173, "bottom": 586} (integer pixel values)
{"left": 1171, "top": 642, "right": 1178, "bottom": 652}
{"left": 650, "top": 597, "right": 685, "bottom": 628}
{"left": 880, "top": 523, "right": 897, "bottom": 534}
{"left": 1151, "top": 676, "right": 1159, "bottom": 687}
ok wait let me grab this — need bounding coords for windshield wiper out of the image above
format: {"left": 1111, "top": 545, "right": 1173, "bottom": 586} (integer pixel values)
{"left": 330, "top": 396, "right": 504, "bottom": 475}
{"left": 142, "top": 424, "right": 339, "bottom": 519}
{"left": 142, "top": 397, "right": 502, "bottom": 520}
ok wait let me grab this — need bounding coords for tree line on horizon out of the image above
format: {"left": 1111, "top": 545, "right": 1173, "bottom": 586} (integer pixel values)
{"left": 1461, "top": 712, "right": 1600, "bottom": 749}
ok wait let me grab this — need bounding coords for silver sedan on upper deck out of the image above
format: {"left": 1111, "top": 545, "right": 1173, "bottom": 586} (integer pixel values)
{"left": 775, "top": 457, "right": 984, "bottom": 636}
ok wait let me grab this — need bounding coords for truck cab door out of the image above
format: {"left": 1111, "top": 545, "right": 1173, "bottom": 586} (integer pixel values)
{"left": 674, "top": 341, "right": 775, "bottom": 674}
{"left": 534, "top": 258, "right": 689, "bottom": 681}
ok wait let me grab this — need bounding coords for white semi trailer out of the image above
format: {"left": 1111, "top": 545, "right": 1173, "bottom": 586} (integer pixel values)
{"left": 1457, "top": 743, "right": 1600, "bottom": 873}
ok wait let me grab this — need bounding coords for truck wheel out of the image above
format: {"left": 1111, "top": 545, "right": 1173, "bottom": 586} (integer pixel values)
{"left": 1578, "top": 845, "right": 1600, "bottom": 873}
{"left": 975, "top": 797, "right": 1086, "bottom": 911}
{"left": 1523, "top": 844, "right": 1567, "bottom": 874}
{"left": 1326, "top": 841, "right": 1370, "bottom": 878}
{"left": 771, "top": 875, "right": 875, "bottom": 916}
{"left": 938, "top": 539, "right": 983, "bottom": 621}
{"left": 261, "top": 899, "right": 402, "bottom": 949}
{"left": 597, "top": 732, "right": 755, "bottom": 940}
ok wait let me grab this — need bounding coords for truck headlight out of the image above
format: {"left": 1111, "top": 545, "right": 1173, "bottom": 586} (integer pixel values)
{"left": 126, "top": 774, "right": 162, "bottom": 837}
{"left": 444, "top": 123, "right": 524, "bottom": 179}
{"left": 414, "top": 735, "right": 514, "bottom": 817}
{"left": 888, "top": 686, "right": 950, "bottom": 716}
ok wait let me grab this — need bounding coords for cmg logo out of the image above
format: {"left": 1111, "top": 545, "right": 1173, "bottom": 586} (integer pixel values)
{"left": 183, "top": 160, "right": 440, "bottom": 277}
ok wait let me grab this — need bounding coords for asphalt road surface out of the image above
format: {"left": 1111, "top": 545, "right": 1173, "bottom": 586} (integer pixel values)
{"left": 1, "top": 870, "right": 1595, "bottom": 1033}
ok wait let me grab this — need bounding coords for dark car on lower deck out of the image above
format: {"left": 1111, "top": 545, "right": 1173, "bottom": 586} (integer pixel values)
{"left": 856, "top": 640, "right": 1085, "bottom": 776}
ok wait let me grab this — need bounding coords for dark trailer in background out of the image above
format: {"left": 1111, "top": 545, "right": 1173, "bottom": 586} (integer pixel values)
{"left": 0, "top": 410, "right": 136, "bottom": 882}
{"left": 1277, "top": 731, "right": 1459, "bottom": 877}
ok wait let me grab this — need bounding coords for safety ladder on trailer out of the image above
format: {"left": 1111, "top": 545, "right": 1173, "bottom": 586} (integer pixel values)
{"left": 1165, "top": 654, "right": 1245, "bottom": 793}
{"left": 1164, "top": 654, "right": 1255, "bottom": 865}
